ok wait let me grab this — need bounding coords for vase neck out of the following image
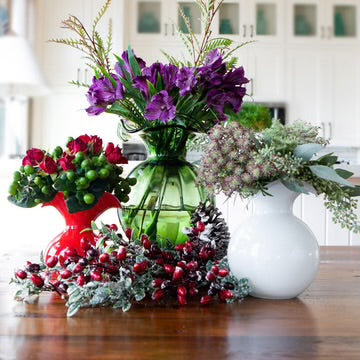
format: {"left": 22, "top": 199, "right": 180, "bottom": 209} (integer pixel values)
{"left": 252, "top": 181, "right": 300, "bottom": 215}
{"left": 140, "top": 126, "right": 192, "bottom": 160}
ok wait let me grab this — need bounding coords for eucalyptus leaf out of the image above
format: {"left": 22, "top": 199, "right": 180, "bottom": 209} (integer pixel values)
{"left": 281, "top": 178, "right": 310, "bottom": 194}
{"left": 293, "top": 143, "right": 324, "bottom": 161}
{"left": 310, "top": 165, "right": 355, "bottom": 187}
{"left": 67, "top": 303, "right": 81, "bottom": 317}
{"left": 335, "top": 168, "right": 354, "bottom": 179}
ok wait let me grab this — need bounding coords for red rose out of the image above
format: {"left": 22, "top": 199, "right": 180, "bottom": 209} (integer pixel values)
{"left": 89, "top": 135, "right": 103, "bottom": 155}
{"left": 58, "top": 154, "right": 76, "bottom": 171}
{"left": 39, "top": 156, "right": 58, "bottom": 174}
{"left": 68, "top": 135, "right": 103, "bottom": 155}
{"left": 22, "top": 148, "right": 44, "bottom": 166}
{"left": 68, "top": 137, "right": 88, "bottom": 154}
{"left": 105, "top": 143, "right": 128, "bottom": 164}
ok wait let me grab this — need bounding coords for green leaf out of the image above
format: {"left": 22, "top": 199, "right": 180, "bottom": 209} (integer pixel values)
{"left": 127, "top": 46, "right": 142, "bottom": 77}
{"left": 293, "top": 143, "right": 324, "bottom": 161}
{"left": 335, "top": 168, "right": 354, "bottom": 179}
{"left": 67, "top": 303, "right": 81, "bottom": 317}
{"left": 317, "top": 153, "right": 338, "bottom": 166}
{"left": 343, "top": 185, "right": 360, "bottom": 197}
{"left": 310, "top": 165, "right": 355, "bottom": 187}
{"left": 281, "top": 178, "right": 310, "bottom": 194}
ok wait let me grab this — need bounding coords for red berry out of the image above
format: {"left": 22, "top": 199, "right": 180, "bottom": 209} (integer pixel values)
{"left": 176, "top": 261, "right": 186, "bottom": 269}
{"left": 172, "top": 266, "right": 184, "bottom": 281}
{"left": 219, "top": 290, "right": 227, "bottom": 302}
{"left": 184, "top": 242, "right": 194, "bottom": 253}
{"left": 60, "top": 269, "right": 72, "bottom": 279}
{"left": 26, "top": 263, "right": 40, "bottom": 273}
{"left": 177, "top": 286, "right": 187, "bottom": 297}
{"left": 30, "top": 274, "right": 44, "bottom": 288}
{"left": 177, "top": 294, "right": 187, "bottom": 305}
{"left": 99, "top": 253, "right": 110, "bottom": 263}
{"left": 64, "top": 247, "right": 77, "bottom": 258}
{"left": 125, "top": 228, "right": 132, "bottom": 239}
{"left": 223, "top": 290, "right": 233, "bottom": 299}
{"left": 155, "top": 258, "right": 164, "bottom": 266}
{"left": 162, "top": 252, "right": 174, "bottom": 261}
{"left": 117, "top": 246, "right": 127, "bottom": 261}
{"left": 175, "top": 244, "right": 185, "bottom": 251}
{"left": 109, "top": 224, "right": 118, "bottom": 232}
{"left": 77, "top": 275, "right": 87, "bottom": 286}
{"left": 16, "top": 270, "right": 27, "bottom": 280}
{"left": 134, "top": 261, "right": 148, "bottom": 274}
{"left": 200, "top": 295, "right": 212, "bottom": 305}
{"left": 197, "top": 221, "right": 206, "bottom": 232}
{"left": 186, "top": 261, "right": 199, "bottom": 271}
{"left": 141, "top": 234, "right": 151, "bottom": 250}
{"left": 152, "top": 279, "right": 164, "bottom": 288}
{"left": 46, "top": 256, "right": 58, "bottom": 268}
{"left": 206, "top": 271, "right": 217, "bottom": 282}
{"left": 152, "top": 289, "right": 165, "bottom": 301}
{"left": 105, "top": 265, "right": 119, "bottom": 274}
{"left": 73, "top": 264, "right": 84, "bottom": 274}
{"left": 164, "top": 264, "right": 175, "bottom": 275}
{"left": 80, "top": 238, "right": 91, "bottom": 251}
{"left": 188, "top": 287, "right": 198, "bottom": 297}
{"left": 219, "top": 269, "right": 229, "bottom": 278}
{"left": 90, "top": 271, "right": 102, "bottom": 282}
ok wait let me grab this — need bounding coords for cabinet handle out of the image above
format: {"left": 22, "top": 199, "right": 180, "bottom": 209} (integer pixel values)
{"left": 84, "top": 68, "right": 88, "bottom": 84}
{"left": 172, "top": 24, "right": 175, "bottom": 36}
{"left": 250, "top": 24, "right": 254, "bottom": 38}
{"left": 328, "top": 26, "right": 333, "bottom": 39}
{"left": 77, "top": 68, "right": 80, "bottom": 86}
{"left": 243, "top": 25, "right": 247, "bottom": 38}
{"left": 328, "top": 122, "right": 332, "bottom": 140}
{"left": 249, "top": 78, "right": 254, "bottom": 96}
{"left": 165, "top": 23, "right": 168, "bottom": 36}
{"left": 321, "top": 122, "right": 326, "bottom": 138}
{"left": 321, "top": 26, "right": 325, "bottom": 39}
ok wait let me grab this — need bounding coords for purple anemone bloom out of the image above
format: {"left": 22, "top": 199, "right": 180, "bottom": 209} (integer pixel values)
{"left": 145, "top": 90, "right": 176, "bottom": 124}
{"left": 176, "top": 67, "right": 197, "bottom": 96}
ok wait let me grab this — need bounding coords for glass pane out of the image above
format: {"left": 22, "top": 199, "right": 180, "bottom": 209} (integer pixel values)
{"left": 137, "top": 2, "right": 161, "bottom": 34}
{"left": 256, "top": 3, "right": 276, "bottom": 36}
{"left": 219, "top": 3, "right": 239, "bottom": 35}
{"left": 178, "top": 2, "right": 201, "bottom": 34}
{"left": 334, "top": 6, "right": 356, "bottom": 37}
{"left": 294, "top": 4, "right": 317, "bottom": 36}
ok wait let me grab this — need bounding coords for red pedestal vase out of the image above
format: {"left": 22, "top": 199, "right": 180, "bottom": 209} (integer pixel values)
{"left": 43, "top": 192, "right": 121, "bottom": 261}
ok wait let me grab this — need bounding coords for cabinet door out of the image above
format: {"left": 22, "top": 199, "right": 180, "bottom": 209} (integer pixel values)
{"left": 286, "top": 0, "right": 325, "bottom": 43}
{"left": 38, "top": 0, "right": 87, "bottom": 88}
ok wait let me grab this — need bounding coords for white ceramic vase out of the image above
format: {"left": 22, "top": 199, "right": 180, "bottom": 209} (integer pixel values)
{"left": 228, "top": 180, "right": 320, "bottom": 299}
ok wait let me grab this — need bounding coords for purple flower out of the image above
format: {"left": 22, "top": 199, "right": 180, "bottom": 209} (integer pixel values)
{"left": 161, "top": 64, "right": 178, "bottom": 92}
{"left": 198, "top": 50, "right": 227, "bottom": 88}
{"left": 142, "top": 63, "right": 164, "bottom": 85}
{"left": 86, "top": 75, "right": 124, "bottom": 116}
{"left": 176, "top": 67, "right": 198, "bottom": 96}
{"left": 145, "top": 90, "right": 176, "bottom": 124}
{"left": 115, "top": 50, "right": 146, "bottom": 78}
{"left": 133, "top": 75, "right": 150, "bottom": 98}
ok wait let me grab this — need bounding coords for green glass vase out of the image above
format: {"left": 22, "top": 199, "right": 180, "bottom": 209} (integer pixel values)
{"left": 118, "top": 125, "right": 207, "bottom": 246}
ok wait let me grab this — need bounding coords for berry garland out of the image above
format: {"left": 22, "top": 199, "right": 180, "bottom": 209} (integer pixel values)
{"left": 11, "top": 205, "right": 249, "bottom": 317}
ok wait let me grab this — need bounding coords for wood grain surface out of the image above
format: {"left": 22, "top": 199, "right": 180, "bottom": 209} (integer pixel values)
{"left": 1, "top": 247, "right": 359, "bottom": 360}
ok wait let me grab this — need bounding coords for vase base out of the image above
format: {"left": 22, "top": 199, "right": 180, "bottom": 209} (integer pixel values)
{"left": 250, "top": 293, "right": 300, "bottom": 300}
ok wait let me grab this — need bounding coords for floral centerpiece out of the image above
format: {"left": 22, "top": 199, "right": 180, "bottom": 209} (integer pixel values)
{"left": 8, "top": 135, "right": 136, "bottom": 258}
{"left": 51, "top": 0, "right": 251, "bottom": 244}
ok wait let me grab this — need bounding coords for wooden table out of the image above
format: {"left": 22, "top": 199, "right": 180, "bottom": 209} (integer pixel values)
{"left": 1, "top": 247, "right": 359, "bottom": 360}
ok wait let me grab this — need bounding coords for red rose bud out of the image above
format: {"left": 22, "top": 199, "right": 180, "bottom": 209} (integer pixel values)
{"left": 177, "top": 286, "right": 187, "bottom": 297}
{"left": 39, "top": 156, "right": 58, "bottom": 174}
{"left": 206, "top": 271, "right": 217, "bottom": 282}
{"left": 105, "top": 265, "right": 119, "bottom": 274}
{"left": 73, "top": 264, "right": 84, "bottom": 274}
{"left": 172, "top": 267, "right": 184, "bottom": 281}
{"left": 176, "top": 261, "right": 186, "bottom": 270}
{"left": 105, "top": 142, "right": 128, "bottom": 164}
{"left": 162, "top": 252, "right": 174, "bottom": 261}
{"left": 197, "top": 221, "right": 206, "bottom": 232}
{"left": 80, "top": 238, "right": 91, "bottom": 251}
{"left": 152, "top": 279, "right": 164, "bottom": 288}
{"left": 200, "top": 295, "right": 213, "bottom": 305}
{"left": 219, "top": 290, "right": 227, "bottom": 302}
{"left": 60, "top": 269, "right": 72, "bottom": 279}
{"left": 99, "top": 253, "right": 110, "bottom": 263}
{"left": 22, "top": 148, "right": 44, "bottom": 166}
{"left": 46, "top": 256, "right": 58, "bottom": 268}
{"left": 175, "top": 244, "right": 185, "bottom": 251}
{"left": 164, "top": 264, "right": 175, "bottom": 275}
{"left": 223, "top": 290, "right": 234, "bottom": 299}
{"left": 211, "top": 265, "right": 219, "bottom": 275}
{"left": 68, "top": 136, "right": 89, "bottom": 154}
{"left": 30, "top": 274, "right": 44, "bottom": 288}
{"left": 109, "top": 224, "right": 118, "bottom": 232}
{"left": 77, "top": 274, "right": 87, "bottom": 286}
{"left": 88, "top": 135, "right": 103, "bottom": 155}
{"left": 155, "top": 258, "right": 165, "bottom": 266}
{"left": 134, "top": 261, "right": 148, "bottom": 274}
{"left": 117, "top": 246, "right": 127, "bottom": 261}
{"left": 125, "top": 228, "right": 133, "bottom": 239}
{"left": 64, "top": 247, "right": 78, "bottom": 258}
{"left": 141, "top": 234, "right": 151, "bottom": 250}
{"left": 188, "top": 287, "right": 198, "bottom": 297}
{"left": 177, "top": 294, "right": 187, "bottom": 305}
{"left": 152, "top": 289, "right": 165, "bottom": 301}
{"left": 219, "top": 269, "right": 229, "bottom": 278}
{"left": 58, "top": 154, "right": 76, "bottom": 171}
{"left": 90, "top": 271, "right": 102, "bottom": 282}
{"left": 186, "top": 261, "right": 199, "bottom": 271}
{"left": 16, "top": 270, "right": 27, "bottom": 280}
